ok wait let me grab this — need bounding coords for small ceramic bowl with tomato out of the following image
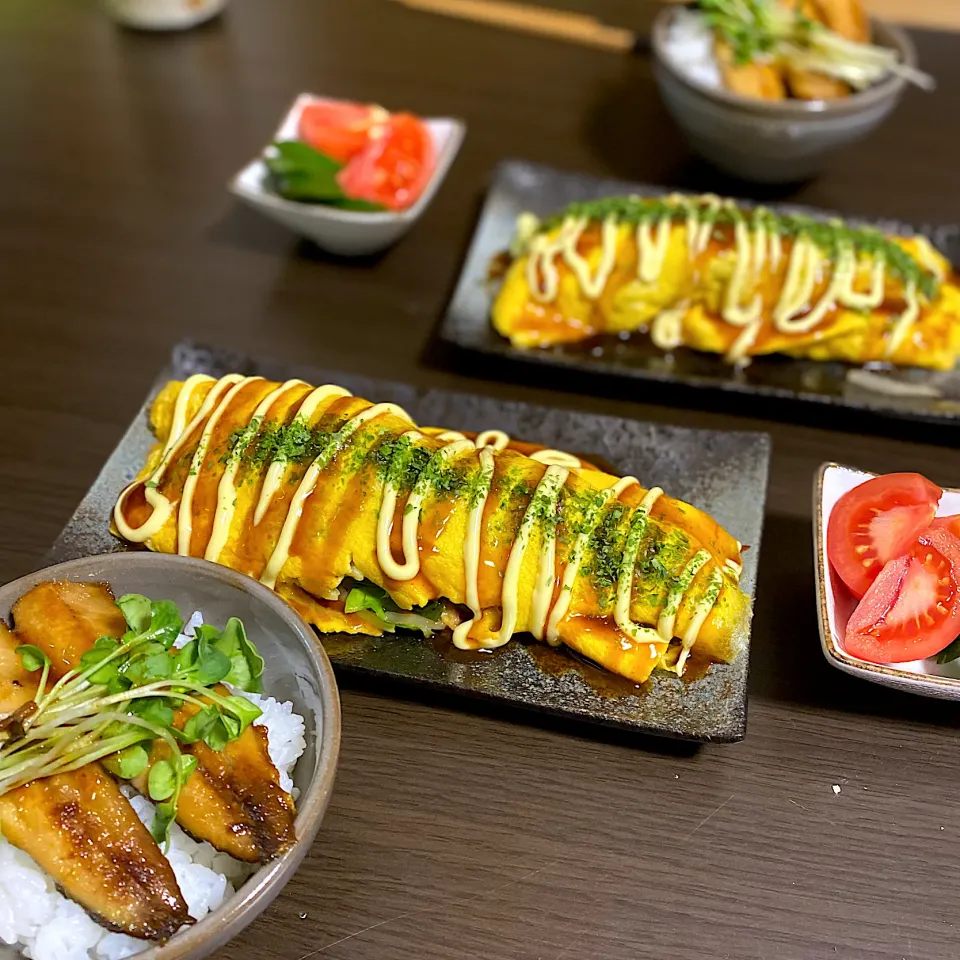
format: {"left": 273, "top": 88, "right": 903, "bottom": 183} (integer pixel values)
{"left": 815, "top": 462, "right": 960, "bottom": 699}
{"left": 230, "top": 94, "right": 465, "bottom": 255}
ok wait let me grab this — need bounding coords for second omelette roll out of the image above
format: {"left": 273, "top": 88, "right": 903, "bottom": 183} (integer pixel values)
{"left": 114, "top": 376, "right": 750, "bottom": 683}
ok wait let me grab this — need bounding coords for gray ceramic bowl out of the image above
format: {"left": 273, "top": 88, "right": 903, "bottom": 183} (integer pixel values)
{"left": 652, "top": 8, "right": 916, "bottom": 183}
{"left": 0, "top": 553, "right": 341, "bottom": 960}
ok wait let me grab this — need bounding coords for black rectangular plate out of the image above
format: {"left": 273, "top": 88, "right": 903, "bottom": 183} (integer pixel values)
{"left": 440, "top": 160, "right": 960, "bottom": 426}
{"left": 49, "top": 341, "right": 770, "bottom": 742}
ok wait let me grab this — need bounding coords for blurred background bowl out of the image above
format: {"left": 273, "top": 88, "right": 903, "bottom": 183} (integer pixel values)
{"left": 0, "top": 552, "right": 341, "bottom": 960}
{"left": 103, "top": 0, "right": 229, "bottom": 30}
{"left": 652, "top": 7, "right": 917, "bottom": 184}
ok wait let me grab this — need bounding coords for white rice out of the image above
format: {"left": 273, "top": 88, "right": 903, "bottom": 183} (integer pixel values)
{"left": 662, "top": 8, "right": 723, "bottom": 89}
{"left": 0, "top": 612, "right": 307, "bottom": 960}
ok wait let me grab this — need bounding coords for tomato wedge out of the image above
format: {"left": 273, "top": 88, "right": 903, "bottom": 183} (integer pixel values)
{"left": 843, "top": 526, "right": 960, "bottom": 663}
{"left": 298, "top": 100, "right": 388, "bottom": 164}
{"left": 933, "top": 515, "right": 960, "bottom": 539}
{"left": 827, "top": 473, "right": 942, "bottom": 599}
{"left": 338, "top": 113, "right": 435, "bottom": 212}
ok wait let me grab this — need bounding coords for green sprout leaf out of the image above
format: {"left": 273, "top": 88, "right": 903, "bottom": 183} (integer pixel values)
{"left": 150, "top": 800, "right": 176, "bottom": 845}
{"left": 148, "top": 759, "right": 177, "bottom": 802}
{"left": 117, "top": 594, "right": 152, "bottom": 634}
{"left": 174, "top": 639, "right": 198, "bottom": 674}
{"left": 129, "top": 697, "right": 175, "bottom": 729}
{"left": 16, "top": 645, "right": 50, "bottom": 673}
{"left": 203, "top": 717, "right": 233, "bottom": 752}
{"left": 180, "top": 754, "right": 198, "bottom": 781}
{"left": 195, "top": 626, "right": 231, "bottom": 686}
{"left": 80, "top": 637, "right": 122, "bottom": 685}
{"left": 216, "top": 618, "right": 265, "bottom": 693}
{"left": 103, "top": 744, "right": 149, "bottom": 780}
{"left": 222, "top": 695, "right": 262, "bottom": 734}
{"left": 180, "top": 705, "right": 219, "bottom": 744}
{"left": 148, "top": 600, "right": 183, "bottom": 648}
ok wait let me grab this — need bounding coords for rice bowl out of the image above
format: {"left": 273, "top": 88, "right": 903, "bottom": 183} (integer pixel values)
{"left": 651, "top": 6, "right": 917, "bottom": 182}
{"left": 0, "top": 554, "right": 339, "bottom": 960}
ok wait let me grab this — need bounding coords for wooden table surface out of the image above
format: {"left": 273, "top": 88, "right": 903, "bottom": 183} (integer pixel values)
{"left": 3, "top": 2, "right": 960, "bottom": 958}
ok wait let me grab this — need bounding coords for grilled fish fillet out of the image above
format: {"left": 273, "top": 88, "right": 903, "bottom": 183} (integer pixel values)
{"left": 0, "top": 599, "right": 189, "bottom": 939}
{"left": 493, "top": 195, "right": 960, "bottom": 369}
{"left": 11, "top": 581, "right": 128, "bottom": 679}
{"left": 0, "top": 622, "right": 39, "bottom": 717}
{"left": 131, "top": 690, "right": 295, "bottom": 863}
{"left": 111, "top": 375, "right": 750, "bottom": 683}
{"left": 0, "top": 766, "right": 190, "bottom": 940}
{"left": 11, "top": 580, "right": 296, "bottom": 863}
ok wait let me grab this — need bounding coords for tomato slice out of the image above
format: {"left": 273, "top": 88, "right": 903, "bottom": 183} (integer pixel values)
{"left": 843, "top": 526, "right": 960, "bottom": 663}
{"left": 338, "top": 113, "right": 435, "bottom": 212}
{"left": 298, "top": 100, "right": 388, "bottom": 164}
{"left": 827, "top": 473, "right": 942, "bottom": 599}
{"left": 933, "top": 515, "right": 960, "bottom": 539}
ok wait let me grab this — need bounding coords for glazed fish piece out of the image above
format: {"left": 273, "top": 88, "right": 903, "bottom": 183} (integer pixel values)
{"left": 0, "top": 765, "right": 190, "bottom": 941}
{"left": 0, "top": 621, "right": 39, "bottom": 717}
{"left": 133, "top": 692, "right": 296, "bottom": 864}
{"left": 11, "top": 580, "right": 297, "bottom": 863}
{"left": 113, "top": 376, "right": 750, "bottom": 684}
{"left": 1, "top": 604, "right": 189, "bottom": 939}
{"left": 11, "top": 580, "right": 128, "bottom": 678}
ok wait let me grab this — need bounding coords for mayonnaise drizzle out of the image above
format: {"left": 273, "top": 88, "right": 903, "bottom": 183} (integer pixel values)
{"left": 490, "top": 465, "right": 569, "bottom": 649}
{"left": 113, "top": 373, "right": 218, "bottom": 543}
{"left": 677, "top": 570, "right": 724, "bottom": 675}
{"left": 614, "top": 487, "right": 666, "bottom": 651}
{"left": 253, "top": 384, "right": 352, "bottom": 526}
{"left": 260, "top": 401, "right": 409, "bottom": 590}
{"left": 205, "top": 379, "right": 306, "bottom": 563}
{"left": 637, "top": 215, "right": 672, "bottom": 284}
{"left": 885, "top": 280, "right": 920, "bottom": 358}
{"left": 396, "top": 438, "right": 476, "bottom": 582}
{"left": 121, "top": 375, "right": 727, "bottom": 665}
{"left": 451, "top": 447, "right": 496, "bottom": 650}
{"left": 651, "top": 305, "right": 686, "bottom": 352}
{"left": 176, "top": 375, "right": 249, "bottom": 557}
{"left": 544, "top": 476, "right": 638, "bottom": 646}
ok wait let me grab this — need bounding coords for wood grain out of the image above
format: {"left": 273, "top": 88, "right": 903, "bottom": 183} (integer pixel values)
{"left": 2, "top": 1, "right": 960, "bottom": 958}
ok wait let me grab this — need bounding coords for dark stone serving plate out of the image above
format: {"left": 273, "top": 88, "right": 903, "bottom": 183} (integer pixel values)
{"left": 440, "top": 159, "right": 960, "bottom": 426}
{"left": 49, "top": 341, "right": 771, "bottom": 743}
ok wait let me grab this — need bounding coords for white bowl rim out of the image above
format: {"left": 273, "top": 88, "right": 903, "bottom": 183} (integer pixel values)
{"left": 228, "top": 92, "right": 466, "bottom": 225}
{"left": 813, "top": 461, "right": 960, "bottom": 699}
{"left": 0, "top": 552, "right": 342, "bottom": 960}
{"left": 652, "top": 8, "right": 915, "bottom": 117}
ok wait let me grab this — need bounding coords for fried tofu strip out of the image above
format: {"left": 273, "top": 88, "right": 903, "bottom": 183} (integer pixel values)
{"left": 11, "top": 581, "right": 296, "bottom": 863}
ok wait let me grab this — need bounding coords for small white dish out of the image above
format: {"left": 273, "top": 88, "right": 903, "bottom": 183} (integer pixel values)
{"left": 104, "top": 0, "right": 228, "bottom": 29}
{"left": 229, "top": 93, "right": 465, "bottom": 256}
{"left": 814, "top": 462, "right": 960, "bottom": 700}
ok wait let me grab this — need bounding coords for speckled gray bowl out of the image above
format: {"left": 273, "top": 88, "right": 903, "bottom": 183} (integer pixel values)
{"left": 0, "top": 553, "right": 341, "bottom": 960}
{"left": 652, "top": 8, "right": 917, "bottom": 183}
